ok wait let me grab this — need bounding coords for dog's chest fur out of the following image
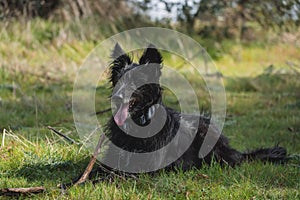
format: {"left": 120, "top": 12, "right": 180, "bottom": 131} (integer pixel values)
{"left": 100, "top": 43, "right": 287, "bottom": 173}
{"left": 105, "top": 106, "right": 218, "bottom": 171}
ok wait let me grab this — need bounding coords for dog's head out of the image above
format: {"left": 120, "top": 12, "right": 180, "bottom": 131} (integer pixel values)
{"left": 110, "top": 43, "right": 163, "bottom": 127}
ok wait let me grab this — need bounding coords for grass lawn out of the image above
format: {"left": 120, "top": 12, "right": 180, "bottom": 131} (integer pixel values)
{"left": 0, "top": 21, "right": 300, "bottom": 199}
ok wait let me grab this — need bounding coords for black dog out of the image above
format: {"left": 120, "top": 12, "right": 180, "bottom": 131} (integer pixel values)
{"left": 101, "top": 43, "right": 287, "bottom": 174}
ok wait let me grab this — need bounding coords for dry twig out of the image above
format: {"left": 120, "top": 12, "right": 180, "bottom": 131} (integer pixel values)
{"left": 47, "top": 126, "right": 79, "bottom": 145}
{"left": 94, "top": 108, "right": 111, "bottom": 116}
{"left": 0, "top": 187, "right": 45, "bottom": 196}
{"left": 73, "top": 134, "right": 106, "bottom": 186}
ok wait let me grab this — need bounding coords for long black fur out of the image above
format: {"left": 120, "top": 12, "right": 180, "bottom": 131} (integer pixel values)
{"left": 101, "top": 43, "right": 287, "bottom": 174}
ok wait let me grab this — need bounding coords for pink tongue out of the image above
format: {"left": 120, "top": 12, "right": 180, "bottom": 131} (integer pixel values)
{"left": 114, "top": 103, "right": 129, "bottom": 126}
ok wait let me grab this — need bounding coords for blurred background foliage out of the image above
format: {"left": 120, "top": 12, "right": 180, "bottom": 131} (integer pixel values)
{"left": 1, "top": 0, "right": 300, "bottom": 37}
{"left": 1, "top": 0, "right": 299, "bottom": 61}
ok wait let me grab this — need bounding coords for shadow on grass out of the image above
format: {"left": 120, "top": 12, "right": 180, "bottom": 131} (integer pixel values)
{"left": 13, "top": 158, "right": 91, "bottom": 183}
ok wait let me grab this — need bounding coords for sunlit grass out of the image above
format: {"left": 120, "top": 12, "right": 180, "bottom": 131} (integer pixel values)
{"left": 216, "top": 43, "right": 300, "bottom": 77}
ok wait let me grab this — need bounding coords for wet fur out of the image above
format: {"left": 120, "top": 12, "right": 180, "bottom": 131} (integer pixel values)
{"left": 102, "top": 43, "right": 287, "bottom": 173}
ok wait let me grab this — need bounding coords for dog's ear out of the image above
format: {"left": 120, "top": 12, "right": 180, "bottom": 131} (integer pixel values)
{"left": 110, "top": 43, "right": 132, "bottom": 85}
{"left": 139, "top": 44, "right": 162, "bottom": 65}
{"left": 112, "top": 43, "right": 126, "bottom": 59}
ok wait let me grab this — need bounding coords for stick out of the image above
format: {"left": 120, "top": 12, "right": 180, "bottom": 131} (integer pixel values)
{"left": 74, "top": 134, "right": 106, "bottom": 186}
{"left": 93, "top": 108, "right": 111, "bottom": 116}
{"left": 0, "top": 187, "right": 45, "bottom": 196}
{"left": 47, "top": 126, "right": 78, "bottom": 145}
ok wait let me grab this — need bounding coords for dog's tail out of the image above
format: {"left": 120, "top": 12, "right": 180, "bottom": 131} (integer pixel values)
{"left": 242, "top": 145, "right": 287, "bottom": 163}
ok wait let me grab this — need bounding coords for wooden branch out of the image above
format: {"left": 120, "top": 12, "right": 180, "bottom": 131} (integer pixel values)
{"left": 94, "top": 108, "right": 111, "bottom": 116}
{"left": 47, "top": 126, "right": 79, "bottom": 145}
{"left": 74, "top": 134, "right": 106, "bottom": 186}
{"left": 0, "top": 187, "right": 45, "bottom": 196}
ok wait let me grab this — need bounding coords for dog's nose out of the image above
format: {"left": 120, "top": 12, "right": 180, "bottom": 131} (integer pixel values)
{"left": 112, "top": 87, "right": 124, "bottom": 99}
{"left": 111, "top": 95, "right": 123, "bottom": 113}
{"left": 112, "top": 94, "right": 123, "bottom": 103}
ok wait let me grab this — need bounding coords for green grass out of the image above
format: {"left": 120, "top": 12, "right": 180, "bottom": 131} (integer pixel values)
{"left": 0, "top": 20, "right": 300, "bottom": 199}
